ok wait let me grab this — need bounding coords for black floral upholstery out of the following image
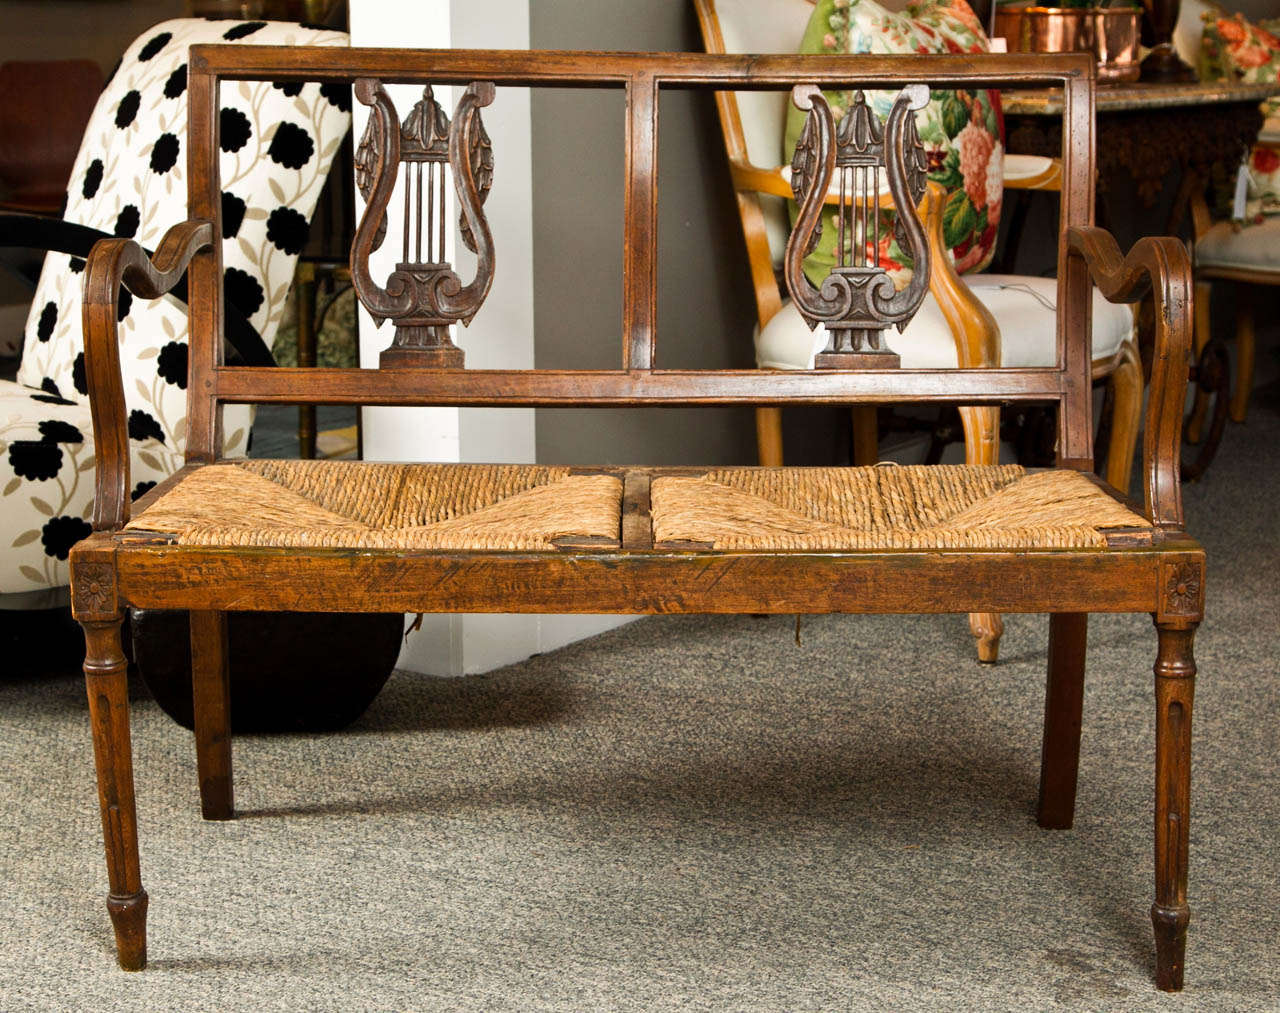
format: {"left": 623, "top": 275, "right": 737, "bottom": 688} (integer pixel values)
{"left": 2, "top": 19, "right": 350, "bottom": 597}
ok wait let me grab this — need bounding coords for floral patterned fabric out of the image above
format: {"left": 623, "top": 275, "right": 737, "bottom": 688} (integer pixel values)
{"left": 784, "top": 0, "right": 1003, "bottom": 288}
{"left": 1199, "top": 10, "right": 1280, "bottom": 219}
{"left": 3, "top": 19, "right": 349, "bottom": 597}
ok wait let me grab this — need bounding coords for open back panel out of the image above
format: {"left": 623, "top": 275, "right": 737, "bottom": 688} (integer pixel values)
{"left": 184, "top": 47, "right": 1097, "bottom": 468}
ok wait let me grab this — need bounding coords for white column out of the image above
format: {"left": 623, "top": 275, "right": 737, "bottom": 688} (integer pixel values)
{"left": 348, "top": 0, "right": 633, "bottom": 674}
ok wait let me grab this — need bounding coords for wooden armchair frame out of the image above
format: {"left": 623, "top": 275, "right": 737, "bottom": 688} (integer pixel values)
{"left": 71, "top": 48, "right": 1201, "bottom": 992}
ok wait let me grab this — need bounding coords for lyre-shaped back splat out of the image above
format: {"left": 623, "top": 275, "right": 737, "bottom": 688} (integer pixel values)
{"left": 785, "top": 84, "right": 931, "bottom": 369}
{"left": 351, "top": 78, "right": 496, "bottom": 369}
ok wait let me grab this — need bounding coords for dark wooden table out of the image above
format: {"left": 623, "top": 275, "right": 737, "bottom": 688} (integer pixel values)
{"left": 1005, "top": 80, "right": 1280, "bottom": 220}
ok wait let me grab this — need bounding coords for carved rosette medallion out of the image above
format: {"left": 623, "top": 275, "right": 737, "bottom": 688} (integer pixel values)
{"left": 1161, "top": 560, "right": 1204, "bottom": 617}
{"left": 784, "top": 85, "right": 931, "bottom": 369}
{"left": 351, "top": 79, "right": 497, "bottom": 369}
{"left": 72, "top": 562, "right": 116, "bottom": 618}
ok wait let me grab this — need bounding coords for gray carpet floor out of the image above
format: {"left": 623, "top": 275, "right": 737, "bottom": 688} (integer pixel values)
{"left": 2, "top": 381, "right": 1279, "bottom": 1010}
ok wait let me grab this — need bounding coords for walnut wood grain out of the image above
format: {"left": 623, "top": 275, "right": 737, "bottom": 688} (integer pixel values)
{"left": 81, "top": 613, "right": 147, "bottom": 971}
{"left": 1037, "top": 612, "right": 1087, "bottom": 829}
{"left": 190, "top": 610, "right": 234, "bottom": 821}
{"left": 209, "top": 365, "right": 1069, "bottom": 405}
{"left": 1151, "top": 619, "right": 1197, "bottom": 991}
{"left": 110, "top": 544, "right": 1197, "bottom": 616}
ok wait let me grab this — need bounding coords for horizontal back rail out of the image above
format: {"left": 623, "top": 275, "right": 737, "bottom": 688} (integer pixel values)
{"left": 185, "top": 48, "right": 1095, "bottom": 460}
{"left": 212, "top": 366, "right": 1068, "bottom": 407}
{"left": 191, "top": 46, "right": 1092, "bottom": 89}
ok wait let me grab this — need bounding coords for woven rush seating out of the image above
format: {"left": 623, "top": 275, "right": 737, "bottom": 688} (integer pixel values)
{"left": 650, "top": 464, "right": 1149, "bottom": 551}
{"left": 125, "top": 461, "right": 623, "bottom": 551}
{"left": 124, "top": 461, "right": 1148, "bottom": 553}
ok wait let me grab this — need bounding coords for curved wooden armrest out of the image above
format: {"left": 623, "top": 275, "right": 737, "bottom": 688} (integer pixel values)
{"left": 1067, "top": 226, "right": 1192, "bottom": 531}
{"left": 1, "top": 211, "right": 273, "bottom": 366}
{"left": 82, "top": 220, "right": 214, "bottom": 531}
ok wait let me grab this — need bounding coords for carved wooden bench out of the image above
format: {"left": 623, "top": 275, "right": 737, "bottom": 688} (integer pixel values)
{"left": 72, "top": 47, "right": 1203, "bottom": 991}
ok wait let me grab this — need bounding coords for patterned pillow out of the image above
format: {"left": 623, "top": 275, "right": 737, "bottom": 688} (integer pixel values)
{"left": 16, "top": 19, "right": 349, "bottom": 462}
{"left": 784, "top": 0, "right": 1004, "bottom": 289}
{"left": 1199, "top": 11, "right": 1280, "bottom": 218}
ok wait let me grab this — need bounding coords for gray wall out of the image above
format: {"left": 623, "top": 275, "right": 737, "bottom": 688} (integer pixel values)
{"left": 529, "top": 0, "right": 759, "bottom": 466}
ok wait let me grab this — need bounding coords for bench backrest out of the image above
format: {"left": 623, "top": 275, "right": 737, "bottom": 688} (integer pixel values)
{"left": 184, "top": 47, "right": 1098, "bottom": 471}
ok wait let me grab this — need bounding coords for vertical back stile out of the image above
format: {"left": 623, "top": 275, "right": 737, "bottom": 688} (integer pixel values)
{"left": 1057, "top": 69, "right": 1097, "bottom": 470}
{"left": 185, "top": 56, "right": 223, "bottom": 466}
{"left": 622, "top": 71, "right": 659, "bottom": 371}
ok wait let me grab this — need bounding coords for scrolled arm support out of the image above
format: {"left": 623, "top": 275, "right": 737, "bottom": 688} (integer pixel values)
{"left": 81, "top": 219, "right": 214, "bottom": 531}
{"left": 1067, "top": 226, "right": 1192, "bottom": 531}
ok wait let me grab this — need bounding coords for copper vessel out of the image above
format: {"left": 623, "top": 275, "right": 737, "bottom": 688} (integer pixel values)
{"left": 994, "top": 7, "right": 1142, "bottom": 82}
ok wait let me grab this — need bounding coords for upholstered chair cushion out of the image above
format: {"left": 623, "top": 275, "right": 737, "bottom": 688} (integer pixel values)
{"left": 1197, "top": 9, "right": 1280, "bottom": 216}
{"left": 2, "top": 18, "right": 349, "bottom": 599}
{"left": 756, "top": 275, "right": 1132, "bottom": 370}
{"left": 1195, "top": 215, "right": 1280, "bottom": 271}
{"left": 784, "top": 0, "right": 1004, "bottom": 287}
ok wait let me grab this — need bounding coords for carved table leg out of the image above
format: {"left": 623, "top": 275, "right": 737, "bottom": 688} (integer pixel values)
{"left": 1038, "top": 612, "right": 1087, "bottom": 829}
{"left": 81, "top": 614, "right": 148, "bottom": 971}
{"left": 1152, "top": 618, "right": 1197, "bottom": 991}
{"left": 191, "top": 610, "right": 234, "bottom": 821}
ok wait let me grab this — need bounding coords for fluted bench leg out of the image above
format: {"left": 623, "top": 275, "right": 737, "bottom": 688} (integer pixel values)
{"left": 82, "top": 614, "right": 148, "bottom": 971}
{"left": 1152, "top": 619, "right": 1197, "bottom": 992}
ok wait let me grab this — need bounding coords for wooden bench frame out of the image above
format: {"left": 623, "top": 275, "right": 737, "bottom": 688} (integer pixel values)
{"left": 71, "top": 48, "right": 1202, "bottom": 991}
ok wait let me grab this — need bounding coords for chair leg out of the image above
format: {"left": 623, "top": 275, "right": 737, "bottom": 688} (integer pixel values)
{"left": 850, "top": 405, "right": 878, "bottom": 465}
{"left": 755, "top": 406, "right": 783, "bottom": 467}
{"left": 1229, "top": 286, "right": 1255, "bottom": 424}
{"left": 81, "top": 614, "right": 148, "bottom": 971}
{"left": 296, "top": 262, "right": 318, "bottom": 459}
{"left": 1184, "top": 280, "right": 1213, "bottom": 444}
{"left": 1103, "top": 338, "right": 1142, "bottom": 495}
{"left": 1151, "top": 619, "right": 1196, "bottom": 992}
{"left": 960, "top": 405, "right": 1003, "bottom": 663}
{"left": 1037, "top": 612, "right": 1087, "bottom": 829}
{"left": 191, "top": 610, "right": 234, "bottom": 821}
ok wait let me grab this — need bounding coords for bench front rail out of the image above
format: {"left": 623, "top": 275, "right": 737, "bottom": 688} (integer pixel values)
{"left": 70, "top": 48, "right": 1201, "bottom": 992}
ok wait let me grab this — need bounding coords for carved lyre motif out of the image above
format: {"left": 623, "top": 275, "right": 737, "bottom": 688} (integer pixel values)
{"left": 785, "top": 85, "right": 931, "bottom": 369}
{"left": 351, "top": 78, "right": 496, "bottom": 369}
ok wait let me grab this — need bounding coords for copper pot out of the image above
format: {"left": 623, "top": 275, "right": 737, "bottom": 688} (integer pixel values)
{"left": 994, "top": 7, "right": 1142, "bottom": 82}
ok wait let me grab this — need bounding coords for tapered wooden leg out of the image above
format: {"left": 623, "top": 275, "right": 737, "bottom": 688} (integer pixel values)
{"left": 1104, "top": 339, "right": 1142, "bottom": 495}
{"left": 82, "top": 615, "right": 148, "bottom": 971}
{"left": 1229, "top": 288, "right": 1254, "bottom": 424}
{"left": 191, "top": 610, "right": 234, "bottom": 821}
{"left": 968, "top": 612, "right": 1003, "bottom": 664}
{"left": 850, "top": 405, "right": 878, "bottom": 466}
{"left": 1152, "top": 619, "right": 1196, "bottom": 991}
{"left": 1185, "top": 280, "right": 1213, "bottom": 444}
{"left": 960, "top": 405, "right": 1003, "bottom": 663}
{"left": 1037, "top": 612, "right": 1087, "bottom": 829}
{"left": 755, "top": 406, "right": 783, "bottom": 467}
